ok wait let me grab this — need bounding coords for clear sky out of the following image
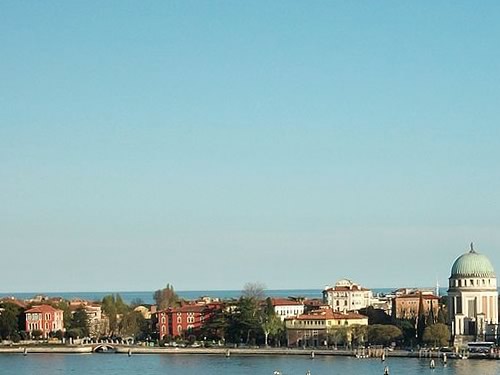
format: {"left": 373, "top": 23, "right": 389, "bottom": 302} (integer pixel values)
{"left": 1, "top": 1, "right": 500, "bottom": 293}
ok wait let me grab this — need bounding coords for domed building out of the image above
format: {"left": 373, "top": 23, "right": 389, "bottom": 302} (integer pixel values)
{"left": 448, "top": 244, "right": 498, "bottom": 344}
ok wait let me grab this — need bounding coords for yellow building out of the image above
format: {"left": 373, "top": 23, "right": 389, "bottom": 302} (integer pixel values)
{"left": 285, "top": 308, "right": 368, "bottom": 347}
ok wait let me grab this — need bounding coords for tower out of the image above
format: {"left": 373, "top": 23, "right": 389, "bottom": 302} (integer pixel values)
{"left": 448, "top": 243, "right": 498, "bottom": 345}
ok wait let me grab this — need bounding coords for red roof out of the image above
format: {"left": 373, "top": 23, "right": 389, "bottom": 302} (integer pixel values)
{"left": 395, "top": 294, "right": 440, "bottom": 300}
{"left": 25, "top": 305, "right": 62, "bottom": 314}
{"left": 271, "top": 298, "right": 303, "bottom": 306}
{"left": 288, "top": 309, "right": 367, "bottom": 321}
{"left": 158, "top": 302, "right": 221, "bottom": 314}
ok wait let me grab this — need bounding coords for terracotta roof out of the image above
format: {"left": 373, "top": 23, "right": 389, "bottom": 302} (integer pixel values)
{"left": 25, "top": 305, "right": 62, "bottom": 314}
{"left": 0, "top": 298, "right": 27, "bottom": 308}
{"left": 271, "top": 298, "right": 303, "bottom": 306}
{"left": 394, "top": 294, "right": 440, "bottom": 300}
{"left": 159, "top": 303, "right": 221, "bottom": 314}
{"left": 288, "top": 309, "right": 368, "bottom": 321}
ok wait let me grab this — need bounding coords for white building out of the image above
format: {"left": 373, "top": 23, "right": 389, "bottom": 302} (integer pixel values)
{"left": 448, "top": 244, "right": 498, "bottom": 345}
{"left": 323, "top": 279, "right": 373, "bottom": 313}
{"left": 271, "top": 298, "right": 304, "bottom": 321}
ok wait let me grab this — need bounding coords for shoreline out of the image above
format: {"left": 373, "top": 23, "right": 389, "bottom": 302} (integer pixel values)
{"left": 0, "top": 346, "right": 498, "bottom": 360}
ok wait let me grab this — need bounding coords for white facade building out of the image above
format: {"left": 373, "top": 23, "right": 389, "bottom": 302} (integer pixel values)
{"left": 323, "top": 279, "right": 373, "bottom": 313}
{"left": 271, "top": 299, "right": 304, "bottom": 321}
{"left": 448, "top": 244, "right": 498, "bottom": 345}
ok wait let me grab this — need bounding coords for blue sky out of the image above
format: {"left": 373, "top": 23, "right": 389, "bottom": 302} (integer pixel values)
{"left": 1, "top": 1, "right": 500, "bottom": 292}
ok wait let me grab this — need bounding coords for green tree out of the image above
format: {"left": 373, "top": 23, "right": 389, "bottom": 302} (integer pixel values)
{"left": 0, "top": 303, "right": 21, "bottom": 339}
{"left": 261, "top": 298, "right": 283, "bottom": 347}
{"left": 226, "top": 283, "right": 266, "bottom": 345}
{"left": 55, "top": 301, "right": 73, "bottom": 331}
{"left": 437, "top": 306, "right": 447, "bottom": 324}
{"left": 70, "top": 307, "right": 90, "bottom": 337}
{"left": 119, "top": 311, "right": 147, "bottom": 338}
{"left": 227, "top": 297, "right": 262, "bottom": 345}
{"left": 153, "top": 284, "right": 179, "bottom": 310}
{"left": 427, "top": 301, "right": 436, "bottom": 325}
{"left": 102, "top": 294, "right": 129, "bottom": 336}
{"left": 423, "top": 323, "right": 450, "bottom": 348}
{"left": 202, "top": 308, "right": 229, "bottom": 342}
{"left": 114, "top": 294, "right": 129, "bottom": 315}
{"left": 367, "top": 324, "right": 402, "bottom": 345}
{"left": 416, "top": 293, "right": 427, "bottom": 344}
{"left": 327, "top": 327, "right": 349, "bottom": 348}
{"left": 359, "top": 306, "right": 392, "bottom": 325}
{"left": 350, "top": 325, "right": 368, "bottom": 347}
{"left": 393, "top": 318, "right": 417, "bottom": 347}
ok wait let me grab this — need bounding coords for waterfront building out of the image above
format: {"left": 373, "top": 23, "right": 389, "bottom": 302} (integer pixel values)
{"left": 392, "top": 292, "right": 440, "bottom": 320}
{"left": 156, "top": 302, "right": 221, "bottom": 339}
{"left": 25, "top": 305, "right": 64, "bottom": 338}
{"left": 69, "top": 300, "right": 108, "bottom": 338}
{"left": 270, "top": 298, "right": 304, "bottom": 321}
{"left": 285, "top": 308, "right": 368, "bottom": 347}
{"left": 448, "top": 244, "right": 498, "bottom": 345}
{"left": 323, "top": 279, "right": 373, "bottom": 313}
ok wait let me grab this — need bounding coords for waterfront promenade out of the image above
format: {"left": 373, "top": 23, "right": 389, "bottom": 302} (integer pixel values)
{"left": 0, "top": 345, "right": 498, "bottom": 360}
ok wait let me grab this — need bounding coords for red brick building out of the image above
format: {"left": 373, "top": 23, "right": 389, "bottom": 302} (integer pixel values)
{"left": 392, "top": 293, "right": 440, "bottom": 319}
{"left": 25, "top": 305, "right": 64, "bottom": 338}
{"left": 157, "top": 302, "right": 221, "bottom": 339}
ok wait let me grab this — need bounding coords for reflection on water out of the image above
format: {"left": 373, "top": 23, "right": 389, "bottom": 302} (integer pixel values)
{"left": 0, "top": 354, "right": 499, "bottom": 375}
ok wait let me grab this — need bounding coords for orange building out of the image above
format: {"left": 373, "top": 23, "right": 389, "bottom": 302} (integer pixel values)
{"left": 25, "top": 305, "right": 64, "bottom": 338}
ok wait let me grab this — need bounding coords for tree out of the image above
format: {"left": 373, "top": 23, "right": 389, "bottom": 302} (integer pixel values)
{"left": 55, "top": 301, "right": 73, "bottom": 331}
{"left": 359, "top": 306, "right": 392, "bottom": 325}
{"left": 101, "top": 294, "right": 130, "bottom": 336}
{"left": 327, "top": 327, "right": 349, "bottom": 349}
{"left": 261, "top": 298, "right": 283, "bottom": 347}
{"left": 242, "top": 282, "right": 266, "bottom": 300}
{"left": 350, "top": 325, "right": 368, "bottom": 347}
{"left": 227, "top": 296, "right": 263, "bottom": 345}
{"left": 70, "top": 307, "right": 90, "bottom": 338}
{"left": 393, "top": 318, "right": 416, "bottom": 347}
{"left": 423, "top": 323, "right": 450, "bottom": 348}
{"left": 437, "top": 306, "right": 447, "bottom": 324}
{"left": 201, "top": 308, "right": 229, "bottom": 342}
{"left": 367, "top": 325, "right": 402, "bottom": 346}
{"left": 427, "top": 301, "right": 435, "bottom": 325}
{"left": 416, "top": 293, "right": 426, "bottom": 343}
{"left": 0, "top": 303, "right": 21, "bottom": 339}
{"left": 119, "top": 311, "right": 147, "bottom": 338}
{"left": 153, "top": 284, "right": 179, "bottom": 310}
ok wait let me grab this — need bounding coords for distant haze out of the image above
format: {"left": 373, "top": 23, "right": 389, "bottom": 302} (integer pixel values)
{"left": 1, "top": 2, "right": 500, "bottom": 292}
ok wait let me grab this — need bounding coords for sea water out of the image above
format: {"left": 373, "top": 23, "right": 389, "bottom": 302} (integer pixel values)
{"left": 0, "top": 353, "right": 498, "bottom": 375}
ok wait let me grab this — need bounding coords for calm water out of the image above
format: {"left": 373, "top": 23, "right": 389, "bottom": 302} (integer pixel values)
{"left": 0, "top": 354, "right": 498, "bottom": 375}
{"left": 1, "top": 288, "right": 411, "bottom": 304}
{"left": 1, "top": 289, "right": 327, "bottom": 304}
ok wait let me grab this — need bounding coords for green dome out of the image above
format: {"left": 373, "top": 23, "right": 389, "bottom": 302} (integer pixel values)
{"left": 451, "top": 246, "right": 495, "bottom": 278}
